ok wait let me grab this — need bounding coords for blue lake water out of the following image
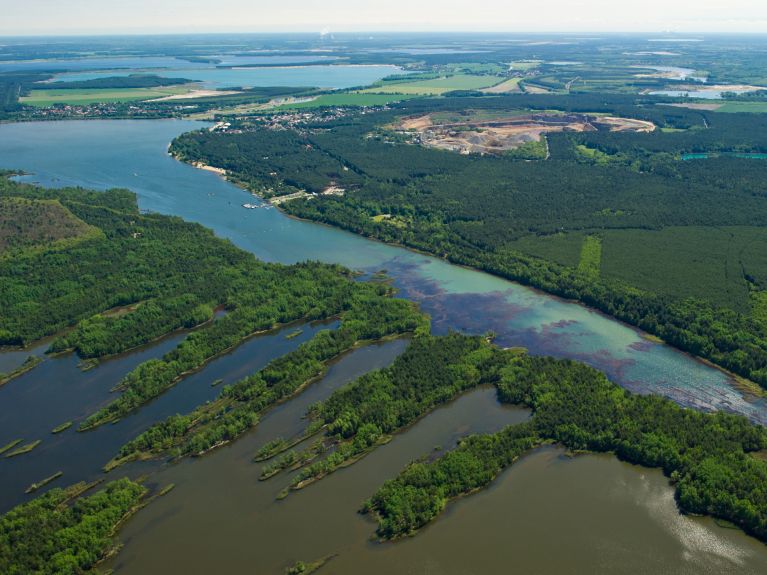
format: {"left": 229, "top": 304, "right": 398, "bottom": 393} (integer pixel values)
{"left": 0, "top": 56, "right": 200, "bottom": 73}
{"left": 1, "top": 118, "right": 764, "bottom": 428}
{"left": 47, "top": 64, "right": 402, "bottom": 89}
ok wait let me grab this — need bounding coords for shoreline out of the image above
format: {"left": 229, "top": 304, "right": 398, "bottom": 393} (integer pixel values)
{"left": 176, "top": 155, "right": 763, "bottom": 405}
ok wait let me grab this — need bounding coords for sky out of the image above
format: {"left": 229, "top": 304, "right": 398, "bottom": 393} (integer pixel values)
{"left": 1, "top": 0, "right": 766, "bottom": 36}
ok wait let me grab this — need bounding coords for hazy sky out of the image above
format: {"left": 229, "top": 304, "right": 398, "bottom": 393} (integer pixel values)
{"left": 1, "top": 0, "right": 766, "bottom": 35}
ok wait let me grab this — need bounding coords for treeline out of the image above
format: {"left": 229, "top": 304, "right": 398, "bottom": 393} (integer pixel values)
{"left": 47, "top": 74, "right": 193, "bottom": 90}
{"left": 0, "top": 478, "right": 146, "bottom": 574}
{"left": 362, "top": 338, "right": 767, "bottom": 541}
{"left": 286, "top": 203, "right": 767, "bottom": 387}
{"left": 108, "top": 291, "right": 427, "bottom": 465}
{"left": 0, "top": 72, "right": 49, "bottom": 118}
{"left": 260, "top": 333, "right": 500, "bottom": 489}
{"left": 80, "top": 264, "right": 425, "bottom": 430}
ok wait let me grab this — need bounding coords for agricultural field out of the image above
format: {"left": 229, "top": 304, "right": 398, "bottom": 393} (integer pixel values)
{"left": 482, "top": 77, "right": 522, "bottom": 93}
{"left": 20, "top": 85, "right": 193, "bottom": 106}
{"left": 362, "top": 74, "right": 503, "bottom": 95}
{"left": 276, "top": 92, "right": 418, "bottom": 109}
{"left": 716, "top": 101, "right": 767, "bottom": 113}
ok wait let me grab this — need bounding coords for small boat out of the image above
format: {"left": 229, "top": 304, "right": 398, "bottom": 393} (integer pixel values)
{"left": 242, "top": 203, "right": 259, "bottom": 209}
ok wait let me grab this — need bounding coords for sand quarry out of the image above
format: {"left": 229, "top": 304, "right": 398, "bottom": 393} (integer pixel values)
{"left": 398, "top": 112, "right": 655, "bottom": 155}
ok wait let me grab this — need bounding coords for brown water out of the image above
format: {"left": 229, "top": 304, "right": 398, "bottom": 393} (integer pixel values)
{"left": 106, "top": 343, "right": 767, "bottom": 575}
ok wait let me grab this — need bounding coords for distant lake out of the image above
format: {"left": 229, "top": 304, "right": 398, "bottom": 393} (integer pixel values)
{"left": 632, "top": 65, "right": 707, "bottom": 82}
{"left": 0, "top": 56, "right": 200, "bottom": 73}
{"left": 650, "top": 88, "right": 757, "bottom": 99}
{"left": 48, "top": 64, "right": 403, "bottom": 89}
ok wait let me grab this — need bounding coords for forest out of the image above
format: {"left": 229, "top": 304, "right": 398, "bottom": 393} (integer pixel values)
{"left": 0, "top": 175, "right": 427, "bottom": 433}
{"left": 170, "top": 93, "right": 767, "bottom": 388}
{"left": 108, "top": 291, "right": 427, "bottom": 467}
{"left": 0, "top": 478, "right": 146, "bottom": 574}
{"left": 45, "top": 74, "right": 193, "bottom": 90}
{"left": 353, "top": 335, "right": 767, "bottom": 542}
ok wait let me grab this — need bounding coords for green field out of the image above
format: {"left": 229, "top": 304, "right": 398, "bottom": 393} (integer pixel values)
{"left": 482, "top": 77, "right": 522, "bottom": 93}
{"left": 577, "top": 235, "right": 602, "bottom": 279}
{"left": 362, "top": 74, "right": 503, "bottom": 95}
{"left": 20, "top": 86, "right": 191, "bottom": 107}
{"left": 715, "top": 101, "right": 767, "bottom": 113}
{"left": 510, "top": 60, "right": 542, "bottom": 71}
{"left": 276, "top": 92, "right": 419, "bottom": 110}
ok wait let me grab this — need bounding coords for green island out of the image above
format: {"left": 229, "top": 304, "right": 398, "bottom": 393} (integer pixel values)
{"left": 360, "top": 339, "right": 767, "bottom": 540}
{"left": 4, "top": 439, "right": 42, "bottom": 458}
{"left": 25, "top": 471, "right": 64, "bottom": 494}
{"left": 51, "top": 421, "right": 72, "bottom": 434}
{"left": 0, "top": 174, "right": 422, "bottom": 434}
{"left": 0, "top": 355, "right": 42, "bottom": 386}
{"left": 169, "top": 93, "right": 767, "bottom": 389}
{"left": 105, "top": 290, "right": 426, "bottom": 467}
{"left": 0, "top": 478, "right": 147, "bottom": 574}
{"left": 235, "top": 331, "right": 767, "bottom": 542}
{"left": 0, "top": 439, "right": 23, "bottom": 456}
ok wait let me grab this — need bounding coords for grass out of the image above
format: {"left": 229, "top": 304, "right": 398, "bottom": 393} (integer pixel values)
{"left": 482, "top": 78, "right": 522, "bottom": 93}
{"left": 716, "top": 102, "right": 767, "bottom": 113}
{"left": 362, "top": 74, "right": 503, "bottom": 95}
{"left": 51, "top": 421, "right": 73, "bottom": 434}
{"left": 25, "top": 471, "right": 63, "bottom": 494}
{"left": 4, "top": 439, "right": 41, "bottom": 458}
{"left": 577, "top": 235, "right": 603, "bottom": 279}
{"left": 0, "top": 355, "right": 43, "bottom": 386}
{"left": 0, "top": 439, "right": 22, "bottom": 455}
{"left": 276, "top": 92, "right": 418, "bottom": 109}
{"left": 510, "top": 61, "right": 542, "bottom": 71}
{"left": 20, "top": 85, "right": 191, "bottom": 107}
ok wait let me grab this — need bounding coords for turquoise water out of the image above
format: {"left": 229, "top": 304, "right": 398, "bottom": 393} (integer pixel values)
{"left": 0, "top": 119, "right": 764, "bottom": 426}
{"left": 49, "top": 64, "right": 402, "bottom": 90}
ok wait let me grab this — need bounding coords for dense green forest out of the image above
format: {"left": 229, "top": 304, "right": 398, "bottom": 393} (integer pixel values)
{"left": 0, "top": 478, "right": 146, "bottom": 574}
{"left": 257, "top": 333, "right": 502, "bottom": 488}
{"left": 354, "top": 335, "right": 767, "bottom": 541}
{"left": 46, "top": 74, "right": 193, "bottom": 90}
{"left": 170, "top": 94, "right": 767, "bottom": 388}
{"left": 0, "top": 176, "right": 426, "bottom": 435}
{"left": 108, "top": 292, "right": 427, "bottom": 466}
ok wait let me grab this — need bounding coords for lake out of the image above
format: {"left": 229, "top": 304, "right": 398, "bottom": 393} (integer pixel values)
{"left": 1, "top": 117, "right": 766, "bottom": 572}
{"left": 45, "top": 63, "right": 403, "bottom": 90}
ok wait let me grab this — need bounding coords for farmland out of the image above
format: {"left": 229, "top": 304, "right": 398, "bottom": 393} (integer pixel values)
{"left": 276, "top": 92, "right": 418, "bottom": 109}
{"left": 362, "top": 74, "right": 503, "bottom": 95}
{"left": 20, "top": 85, "right": 193, "bottom": 107}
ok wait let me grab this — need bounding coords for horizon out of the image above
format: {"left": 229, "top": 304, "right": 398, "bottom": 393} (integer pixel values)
{"left": 2, "top": 0, "right": 767, "bottom": 36}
